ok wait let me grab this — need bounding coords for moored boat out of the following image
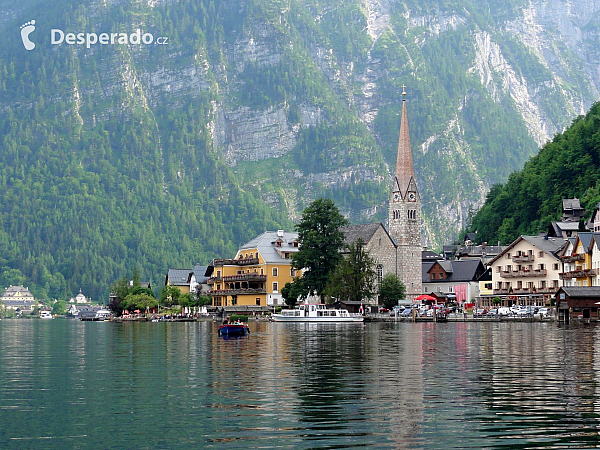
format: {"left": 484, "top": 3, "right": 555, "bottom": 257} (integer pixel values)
{"left": 271, "top": 303, "right": 364, "bottom": 322}
{"left": 39, "top": 311, "right": 53, "bottom": 319}
{"left": 218, "top": 324, "right": 250, "bottom": 336}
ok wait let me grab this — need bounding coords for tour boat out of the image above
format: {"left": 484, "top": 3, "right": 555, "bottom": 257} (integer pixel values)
{"left": 39, "top": 311, "right": 53, "bottom": 319}
{"left": 218, "top": 323, "right": 250, "bottom": 336}
{"left": 271, "top": 303, "right": 364, "bottom": 322}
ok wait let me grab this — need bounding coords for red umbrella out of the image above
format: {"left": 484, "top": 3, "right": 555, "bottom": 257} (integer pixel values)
{"left": 134, "top": 309, "right": 141, "bottom": 313}
{"left": 415, "top": 294, "right": 436, "bottom": 301}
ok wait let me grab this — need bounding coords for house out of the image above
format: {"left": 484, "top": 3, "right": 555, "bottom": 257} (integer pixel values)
{"left": 0, "top": 285, "right": 35, "bottom": 312}
{"left": 559, "top": 233, "right": 597, "bottom": 287}
{"left": 488, "top": 235, "right": 566, "bottom": 306}
{"left": 205, "top": 230, "right": 301, "bottom": 309}
{"left": 587, "top": 202, "right": 600, "bottom": 232}
{"left": 165, "top": 269, "right": 192, "bottom": 294}
{"left": 422, "top": 259, "right": 489, "bottom": 304}
{"left": 548, "top": 198, "right": 585, "bottom": 238}
{"left": 341, "top": 222, "right": 398, "bottom": 303}
{"left": 455, "top": 243, "right": 506, "bottom": 265}
{"left": 188, "top": 264, "right": 210, "bottom": 296}
{"left": 591, "top": 234, "right": 600, "bottom": 286}
{"left": 556, "top": 286, "right": 600, "bottom": 322}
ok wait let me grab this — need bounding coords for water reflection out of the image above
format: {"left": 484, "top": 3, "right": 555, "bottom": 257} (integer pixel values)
{"left": 2, "top": 320, "right": 600, "bottom": 448}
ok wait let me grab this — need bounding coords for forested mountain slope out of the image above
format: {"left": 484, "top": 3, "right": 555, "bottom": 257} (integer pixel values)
{"left": 0, "top": 0, "right": 599, "bottom": 300}
{"left": 468, "top": 102, "right": 600, "bottom": 245}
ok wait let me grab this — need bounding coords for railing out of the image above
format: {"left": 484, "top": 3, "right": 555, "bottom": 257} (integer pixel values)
{"left": 493, "top": 287, "right": 559, "bottom": 295}
{"left": 207, "top": 276, "right": 222, "bottom": 285}
{"left": 223, "top": 274, "right": 267, "bottom": 282}
{"left": 512, "top": 254, "right": 534, "bottom": 263}
{"left": 208, "top": 288, "right": 266, "bottom": 295}
{"left": 561, "top": 253, "right": 585, "bottom": 263}
{"left": 500, "top": 269, "right": 547, "bottom": 278}
{"left": 211, "top": 257, "right": 260, "bottom": 266}
{"left": 493, "top": 289, "right": 510, "bottom": 295}
{"left": 559, "top": 269, "right": 597, "bottom": 280}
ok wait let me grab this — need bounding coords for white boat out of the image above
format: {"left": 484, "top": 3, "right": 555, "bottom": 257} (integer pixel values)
{"left": 272, "top": 303, "right": 364, "bottom": 322}
{"left": 39, "top": 311, "right": 53, "bottom": 319}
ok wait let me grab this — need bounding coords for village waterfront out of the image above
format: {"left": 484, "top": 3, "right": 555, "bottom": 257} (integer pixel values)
{"left": 1, "top": 319, "right": 600, "bottom": 449}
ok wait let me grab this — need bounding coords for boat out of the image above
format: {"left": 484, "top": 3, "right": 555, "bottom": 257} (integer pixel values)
{"left": 218, "top": 323, "right": 250, "bottom": 336}
{"left": 39, "top": 311, "right": 53, "bottom": 319}
{"left": 271, "top": 303, "right": 364, "bottom": 322}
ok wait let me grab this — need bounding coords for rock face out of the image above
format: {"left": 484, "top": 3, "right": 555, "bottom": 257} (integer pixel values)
{"left": 4, "top": 0, "right": 600, "bottom": 251}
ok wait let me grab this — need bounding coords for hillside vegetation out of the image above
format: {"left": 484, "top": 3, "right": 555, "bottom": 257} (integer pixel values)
{"left": 467, "top": 102, "right": 600, "bottom": 244}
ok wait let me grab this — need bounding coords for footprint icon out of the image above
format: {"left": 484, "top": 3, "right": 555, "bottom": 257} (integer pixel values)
{"left": 20, "top": 20, "right": 35, "bottom": 50}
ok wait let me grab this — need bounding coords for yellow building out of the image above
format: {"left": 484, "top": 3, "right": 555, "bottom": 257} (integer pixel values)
{"left": 206, "top": 230, "right": 301, "bottom": 308}
{"left": 560, "top": 233, "right": 596, "bottom": 287}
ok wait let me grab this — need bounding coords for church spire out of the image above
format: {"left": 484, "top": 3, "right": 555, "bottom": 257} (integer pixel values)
{"left": 394, "top": 86, "right": 416, "bottom": 197}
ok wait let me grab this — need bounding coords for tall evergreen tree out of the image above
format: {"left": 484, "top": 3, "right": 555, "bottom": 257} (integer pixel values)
{"left": 326, "top": 239, "right": 376, "bottom": 304}
{"left": 291, "top": 198, "right": 349, "bottom": 300}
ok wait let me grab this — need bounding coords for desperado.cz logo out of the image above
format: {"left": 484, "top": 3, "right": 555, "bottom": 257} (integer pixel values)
{"left": 20, "top": 19, "right": 168, "bottom": 50}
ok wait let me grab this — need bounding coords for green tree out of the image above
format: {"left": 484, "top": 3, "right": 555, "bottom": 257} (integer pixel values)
{"left": 52, "top": 300, "right": 67, "bottom": 316}
{"left": 326, "top": 239, "right": 376, "bottom": 304}
{"left": 378, "top": 273, "right": 406, "bottom": 310}
{"left": 292, "top": 198, "right": 348, "bottom": 300}
{"left": 281, "top": 278, "right": 305, "bottom": 308}
{"left": 122, "top": 293, "right": 158, "bottom": 312}
{"left": 492, "top": 297, "right": 502, "bottom": 306}
{"left": 159, "top": 285, "right": 181, "bottom": 307}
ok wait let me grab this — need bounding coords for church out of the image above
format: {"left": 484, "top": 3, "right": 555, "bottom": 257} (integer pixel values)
{"left": 341, "top": 88, "right": 422, "bottom": 302}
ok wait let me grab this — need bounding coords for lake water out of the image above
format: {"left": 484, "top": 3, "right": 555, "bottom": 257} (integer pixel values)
{"left": 1, "top": 319, "right": 599, "bottom": 449}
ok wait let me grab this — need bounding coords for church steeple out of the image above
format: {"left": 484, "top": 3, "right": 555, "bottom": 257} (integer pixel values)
{"left": 394, "top": 86, "right": 416, "bottom": 198}
{"left": 388, "top": 85, "right": 422, "bottom": 302}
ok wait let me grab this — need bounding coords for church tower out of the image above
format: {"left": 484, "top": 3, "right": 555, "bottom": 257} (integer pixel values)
{"left": 388, "top": 87, "right": 422, "bottom": 302}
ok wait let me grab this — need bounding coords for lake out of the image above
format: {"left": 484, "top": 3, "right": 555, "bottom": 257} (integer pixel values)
{"left": 0, "top": 319, "right": 599, "bottom": 449}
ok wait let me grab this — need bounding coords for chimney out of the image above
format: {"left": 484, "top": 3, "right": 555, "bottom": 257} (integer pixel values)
{"left": 277, "top": 230, "right": 284, "bottom": 237}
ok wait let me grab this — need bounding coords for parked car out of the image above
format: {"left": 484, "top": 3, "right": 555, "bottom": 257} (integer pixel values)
{"left": 538, "top": 307, "right": 550, "bottom": 316}
{"left": 379, "top": 307, "right": 389, "bottom": 313}
{"left": 401, "top": 308, "right": 413, "bottom": 317}
{"left": 474, "top": 308, "right": 488, "bottom": 317}
{"left": 488, "top": 308, "right": 498, "bottom": 315}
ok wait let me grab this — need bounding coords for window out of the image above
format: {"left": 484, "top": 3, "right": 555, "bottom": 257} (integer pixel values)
{"left": 496, "top": 266, "right": 501, "bottom": 273}
{"left": 231, "top": 296, "right": 237, "bottom": 306}
{"left": 379, "top": 238, "right": 382, "bottom": 246}
{"left": 290, "top": 269, "right": 296, "bottom": 277}
{"left": 506, "top": 253, "right": 511, "bottom": 259}
{"left": 496, "top": 282, "right": 502, "bottom": 289}
{"left": 256, "top": 298, "right": 261, "bottom": 306}
{"left": 553, "top": 263, "right": 559, "bottom": 270}
{"left": 260, "top": 268, "right": 264, "bottom": 275}
{"left": 506, "top": 265, "right": 512, "bottom": 272}
{"left": 539, "top": 251, "right": 544, "bottom": 257}
{"left": 485, "top": 283, "right": 492, "bottom": 289}
{"left": 273, "top": 282, "right": 278, "bottom": 292}
{"left": 539, "top": 281, "right": 546, "bottom": 289}
{"left": 377, "top": 265, "right": 383, "bottom": 284}
{"left": 273, "top": 267, "right": 278, "bottom": 276}
{"left": 216, "top": 270, "right": 221, "bottom": 278}
{"left": 214, "top": 297, "right": 222, "bottom": 307}
{"left": 216, "top": 284, "right": 221, "bottom": 290}
{"left": 539, "top": 264, "right": 545, "bottom": 270}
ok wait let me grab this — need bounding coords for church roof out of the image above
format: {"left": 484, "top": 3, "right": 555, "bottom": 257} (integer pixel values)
{"left": 341, "top": 223, "right": 382, "bottom": 246}
{"left": 394, "top": 97, "right": 416, "bottom": 197}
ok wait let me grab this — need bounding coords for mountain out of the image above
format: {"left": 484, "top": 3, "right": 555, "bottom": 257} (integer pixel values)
{"left": 467, "top": 101, "right": 600, "bottom": 245}
{"left": 0, "top": 0, "right": 599, "bottom": 300}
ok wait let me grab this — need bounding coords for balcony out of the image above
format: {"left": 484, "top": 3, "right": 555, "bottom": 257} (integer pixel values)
{"left": 561, "top": 253, "right": 585, "bottom": 263}
{"left": 499, "top": 269, "right": 547, "bottom": 278}
{"left": 559, "top": 268, "right": 597, "bottom": 280}
{"left": 207, "top": 275, "right": 222, "bottom": 285}
{"left": 208, "top": 288, "right": 266, "bottom": 296}
{"left": 512, "top": 254, "right": 534, "bottom": 263}
{"left": 223, "top": 274, "right": 267, "bottom": 283}
{"left": 493, "top": 287, "right": 559, "bottom": 296}
{"left": 211, "top": 257, "right": 260, "bottom": 267}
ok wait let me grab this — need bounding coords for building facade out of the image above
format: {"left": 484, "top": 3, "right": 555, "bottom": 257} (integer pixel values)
{"left": 206, "top": 230, "right": 301, "bottom": 308}
{"left": 488, "top": 236, "right": 566, "bottom": 306}
{"left": 560, "top": 233, "right": 597, "bottom": 287}
{"left": 341, "top": 222, "right": 397, "bottom": 302}
{"left": 387, "top": 90, "right": 422, "bottom": 302}
{"left": 0, "top": 285, "right": 35, "bottom": 312}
